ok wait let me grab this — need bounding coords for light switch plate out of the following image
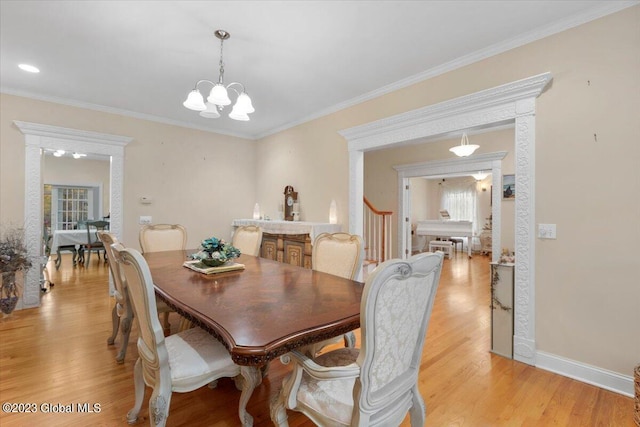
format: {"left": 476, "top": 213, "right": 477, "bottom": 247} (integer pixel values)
{"left": 538, "top": 223, "right": 556, "bottom": 239}
{"left": 139, "top": 216, "right": 152, "bottom": 225}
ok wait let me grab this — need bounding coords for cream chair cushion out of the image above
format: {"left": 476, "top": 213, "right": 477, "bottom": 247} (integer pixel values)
{"left": 232, "top": 225, "right": 262, "bottom": 257}
{"left": 139, "top": 224, "right": 187, "bottom": 253}
{"left": 312, "top": 233, "right": 363, "bottom": 281}
{"left": 296, "top": 348, "right": 359, "bottom": 425}
{"left": 166, "top": 327, "right": 239, "bottom": 389}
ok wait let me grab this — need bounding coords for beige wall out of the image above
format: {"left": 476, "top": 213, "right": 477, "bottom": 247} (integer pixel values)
{"left": 1, "top": 5, "right": 637, "bottom": 383}
{"left": 255, "top": 7, "right": 640, "bottom": 378}
{"left": 0, "top": 94, "right": 256, "bottom": 250}
{"left": 43, "top": 155, "right": 111, "bottom": 219}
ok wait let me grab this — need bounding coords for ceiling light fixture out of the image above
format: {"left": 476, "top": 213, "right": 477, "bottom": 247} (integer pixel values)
{"left": 72, "top": 152, "right": 87, "bottom": 159}
{"left": 449, "top": 132, "right": 479, "bottom": 157}
{"left": 183, "top": 30, "right": 254, "bottom": 121}
{"left": 471, "top": 171, "right": 489, "bottom": 181}
{"left": 18, "top": 63, "right": 40, "bottom": 73}
{"left": 53, "top": 150, "right": 65, "bottom": 157}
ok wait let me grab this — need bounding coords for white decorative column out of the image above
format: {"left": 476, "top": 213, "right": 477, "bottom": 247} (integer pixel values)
{"left": 513, "top": 102, "right": 537, "bottom": 365}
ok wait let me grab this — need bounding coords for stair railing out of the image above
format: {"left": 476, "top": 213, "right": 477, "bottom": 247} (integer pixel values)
{"left": 363, "top": 196, "right": 393, "bottom": 266}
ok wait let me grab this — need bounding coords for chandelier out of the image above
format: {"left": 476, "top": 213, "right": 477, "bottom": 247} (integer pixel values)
{"left": 183, "top": 30, "right": 255, "bottom": 121}
{"left": 471, "top": 171, "right": 489, "bottom": 181}
{"left": 449, "top": 132, "right": 479, "bottom": 157}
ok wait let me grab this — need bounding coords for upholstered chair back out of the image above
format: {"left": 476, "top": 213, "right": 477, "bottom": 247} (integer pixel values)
{"left": 232, "top": 226, "right": 263, "bottom": 257}
{"left": 354, "top": 251, "right": 443, "bottom": 421}
{"left": 139, "top": 224, "right": 187, "bottom": 253}
{"left": 312, "top": 232, "right": 363, "bottom": 280}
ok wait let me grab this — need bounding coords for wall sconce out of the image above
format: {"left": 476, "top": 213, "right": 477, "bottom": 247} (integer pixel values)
{"left": 329, "top": 199, "right": 337, "bottom": 224}
{"left": 253, "top": 203, "right": 260, "bottom": 220}
{"left": 482, "top": 185, "right": 487, "bottom": 192}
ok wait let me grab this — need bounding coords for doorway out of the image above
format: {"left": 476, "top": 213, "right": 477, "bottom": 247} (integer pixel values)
{"left": 15, "top": 121, "right": 130, "bottom": 308}
{"left": 341, "top": 73, "right": 552, "bottom": 365}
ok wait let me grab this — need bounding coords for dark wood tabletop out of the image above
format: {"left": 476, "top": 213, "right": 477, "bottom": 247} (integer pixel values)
{"left": 144, "top": 250, "right": 363, "bottom": 366}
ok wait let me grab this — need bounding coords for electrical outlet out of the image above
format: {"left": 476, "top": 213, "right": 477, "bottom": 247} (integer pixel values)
{"left": 139, "top": 216, "right": 152, "bottom": 225}
{"left": 538, "top": 223, "right": 556, "bottom": 239}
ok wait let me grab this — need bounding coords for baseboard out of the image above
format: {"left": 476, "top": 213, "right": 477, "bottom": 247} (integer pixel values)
{"left": 536, "top": 351, "right": 634, "bottom": 397}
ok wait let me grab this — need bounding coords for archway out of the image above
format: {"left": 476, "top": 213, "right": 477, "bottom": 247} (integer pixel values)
{"left": 341, "top": 72, "right": 552, "bottom": 365}
{"left": 15, "top": 121, "right": 131, "bottom": 308}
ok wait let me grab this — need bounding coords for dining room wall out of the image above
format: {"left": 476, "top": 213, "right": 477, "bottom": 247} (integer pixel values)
{"left": 0, "top": 93, "right": 256, "bottom": 250}
{"left": 254, "top": 6, "right": 640, "bottom": 382}
{"left": 43, "top": 155, "right": 111, "bottom": 219}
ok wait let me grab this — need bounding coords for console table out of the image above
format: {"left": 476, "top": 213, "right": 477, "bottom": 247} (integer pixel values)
{"left": 231, "top": 219, "right": 341, "bottom": 269}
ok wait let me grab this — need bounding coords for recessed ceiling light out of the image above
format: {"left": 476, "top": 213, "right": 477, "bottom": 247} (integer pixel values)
{"left": 18, "top": 64, "right": 40, "bottom": 73}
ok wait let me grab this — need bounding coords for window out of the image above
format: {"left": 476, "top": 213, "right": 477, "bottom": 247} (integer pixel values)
{"left": 48, "top": 185, "right": 94, "bottom": 230}
{"left": 440, "top": 178, "right": 479, "bottom": 234}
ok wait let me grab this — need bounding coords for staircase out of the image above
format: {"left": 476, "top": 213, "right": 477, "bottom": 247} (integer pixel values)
{"left": 363, "top": 197, "right": 393, "bottom": 274}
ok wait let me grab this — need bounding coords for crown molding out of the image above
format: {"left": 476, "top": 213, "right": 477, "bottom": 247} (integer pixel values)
{"left": 1, "top": 88, "right": 257, "bottom": 141}
{"left": 256, "top": 1, "right": 638, "bottom": 139}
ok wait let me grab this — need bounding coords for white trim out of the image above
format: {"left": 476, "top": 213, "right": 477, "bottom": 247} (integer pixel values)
{"left": 537, "top": 351, "right": 634, "bottom": 397}
{"left": 2, "top": 89, "right": 255, "bottom": 141}
{"left": 342, "top": 73, "right": 552, "bottom": 366}
{"left": 15, "top": 121, "right": 131, "bottom": 307}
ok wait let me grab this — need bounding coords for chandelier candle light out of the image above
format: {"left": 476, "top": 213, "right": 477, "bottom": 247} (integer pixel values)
{"left": 183, "top": 30, "right": 255, "bottom": 121}
{"left": 449, "top": 132, "right": 479, "bottom": 157}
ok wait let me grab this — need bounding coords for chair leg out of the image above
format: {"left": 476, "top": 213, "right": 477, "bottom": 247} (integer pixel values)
{"left": 115, "top": 313, "right": 132, "bottom": 364}
{"left": 162, "top": 311, "right": 171, "bottom": 335}
{"left": 409, "top": 385, "right": 426, "bottom": 427}
{"left": 270, "top": 388, "right": 289, "bottom": 427}
{"left": 55, "top": 248, "right": 62, "bottom": 270}
{"left": 126, "top": 358, "right": 145, "bottom": 424}
{"left": 107, "top": 303, "right": 120, "bottom": 345}
{"left": 148, "top": 383, "right": 172, "bottom": 427}
{"left": 86, "top": 249, "right": 91, "bottom": 266}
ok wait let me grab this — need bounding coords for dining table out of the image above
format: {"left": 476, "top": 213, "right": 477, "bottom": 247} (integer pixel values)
{"left": 50, "top": 229, "right": 92, "bottom": 268}
{"left": 143, "top": 250, "right": 364, "bottom": 426}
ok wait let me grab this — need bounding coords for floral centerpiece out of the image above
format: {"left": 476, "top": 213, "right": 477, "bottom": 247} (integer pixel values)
{"left": 0, "top": 226, "right": 32, "bottom": 314}
{"left": 191, "top": 236, "right": 241, "bottom": 267}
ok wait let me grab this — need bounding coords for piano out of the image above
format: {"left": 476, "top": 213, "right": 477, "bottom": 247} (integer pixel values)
{"left": 415, "top": 220, "right": 473, "bottom": 257}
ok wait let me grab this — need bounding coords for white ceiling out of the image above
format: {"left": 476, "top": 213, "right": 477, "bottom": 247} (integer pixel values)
{"left": 1, "top": 1, "right": 635, "bottom": 140}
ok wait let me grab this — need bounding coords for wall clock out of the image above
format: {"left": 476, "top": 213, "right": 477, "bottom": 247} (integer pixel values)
{"left": 283, "top": 185, "right": 298, "bottom": 221}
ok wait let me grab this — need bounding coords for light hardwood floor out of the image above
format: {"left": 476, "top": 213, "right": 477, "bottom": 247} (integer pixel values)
{"left": 0, "top": 252, "right": 633, "bottom": 426}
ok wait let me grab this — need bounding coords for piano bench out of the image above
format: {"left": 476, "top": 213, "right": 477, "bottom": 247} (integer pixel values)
{"left": 449, "top": 237, "right": 464, "bottom": 252}
{"left": 429, "top": 240, "right": 453, "bottom": 258}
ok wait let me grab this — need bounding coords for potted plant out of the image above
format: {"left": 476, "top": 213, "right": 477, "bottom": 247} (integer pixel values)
{"left": 191, "top": 236, "right": 241, "bottom": 267}
{"left": 0, "top": 226, "right": 32, "bottom": 314}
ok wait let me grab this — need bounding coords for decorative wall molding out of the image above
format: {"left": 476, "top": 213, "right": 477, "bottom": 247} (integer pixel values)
{"left": 342, "top": 72, "right": 552, "bottom": 366}
{"left": 14, "top": 121, "right": 131, "bottom": 308}
{"left": 537, "top": 351, "right": 634, "bottom": 397}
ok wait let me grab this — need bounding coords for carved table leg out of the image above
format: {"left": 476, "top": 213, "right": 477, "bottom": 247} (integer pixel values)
{"left": 238, "top": 365, "right": 262, "bottom": 426}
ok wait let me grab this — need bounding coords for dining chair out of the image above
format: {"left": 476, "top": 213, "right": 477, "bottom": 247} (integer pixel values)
{"left": 304, "top": 232, "right": 363, "bottom": 356}
{"left": 138, "top": 224, "right": 187, "bottom": 332}
{"left": 83, "top": 220, "right": 109, "bottom": 266}
{"left": 99, "top": 231, "right": 134, "bottom": 363}
{"left": 99, "top": 232, "right": 176, "bottom": 362}
{"left": 232, "top": 225, "right": 263, "bottom": 257}
{"left": 111, "top": 244, "right": 249, "bottom": 427}
{"left": 139, "top": 224, "right": 187, "bottom": 253}
{"left": 270, "top": 251, "right": 444, "bottom": 427}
